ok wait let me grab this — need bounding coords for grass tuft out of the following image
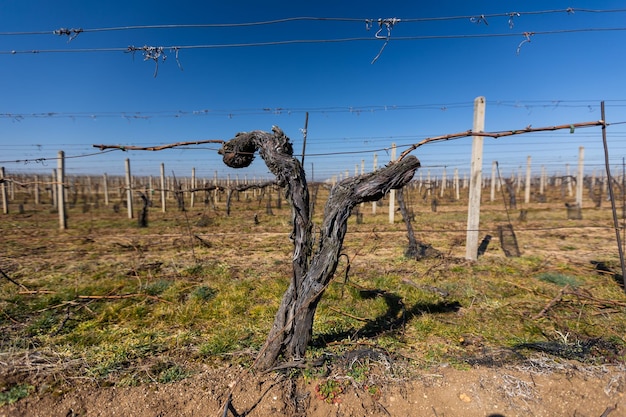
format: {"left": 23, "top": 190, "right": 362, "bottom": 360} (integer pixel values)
{"left": 536, "top": 272, "right": 582, "bottom": 287}
{"left": 144, "top": 279, "right": 173, "bottom": 295}
{"left": 0, "top": 384, "right": 34, "bottom": 406}
{"left": 190, "top": 285, "right": 218, "bottom": 302}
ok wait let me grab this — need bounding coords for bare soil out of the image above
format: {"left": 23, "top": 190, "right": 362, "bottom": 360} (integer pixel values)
{"left": 2, "top": 361, "right": 624, "bottom": 417}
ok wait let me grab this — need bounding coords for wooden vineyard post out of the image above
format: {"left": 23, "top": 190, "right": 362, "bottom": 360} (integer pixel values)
{"left": 57, "top": 151, "right": 67, "bottom": 229}
{"left": 601, "top": 101, "right": 626, "bottom": 291}
{"left": 125, "top": 158, "right": 133, "bottom": 219}
{"left": 51, "top": 170, "right": 56, "bottom": 207}
{"left": 213, "top": 171, "right": 218, "bottom": 207}
{"left": 190, "top": 167, "right": 196, "bottom": 208}
{"left": 235, "top": 175, "right": 240, "bottom": 202}
{"left": 301, "top": 111, "right": 309, "bottom": 165}
{"left": 524, "top": 156, "right": 532, "bottom": 204}
{"left": 34, "top": 175, "right": 40, "bottom": 206}
{"left": 8, "top": 176, "right": 14, "bottom": 201}
{"left": 86, "top": 176, "right": 93, "bottom": 206}
{"left": 576, "top": 146, "right": 585, "bottom": 208}
{"left": 466, "top": 96, "right": 486, "bottom": 261}
{"left": 103, "top": 173, "right": 109, "bottom": 206}
{"left": 0, "top": 167, "right": 8, "bottom": 214}
{"left": 490, "top": 161, "right": 497, "bottom": 202}
{"left": 360, "top": 159, "right": 365, "bottom": 210}
{"left": 389, "top": 144, "right": 396, "bottom": 224}
{"left": 566, "top": 164, "right": 573, "bottom": 196}
{"left": 440, "top": 167, "right": 446, "bottom": 198}
{"left": 372, "top": 153, "right": 378, "bottom": 214}
{"left": 160, "top": 163, "right": 166, "bottom": 212}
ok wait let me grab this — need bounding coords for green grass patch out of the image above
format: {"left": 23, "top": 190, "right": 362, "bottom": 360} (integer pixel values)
{"left": 536, "top": 272, "right": 582, "bottom": 287}
{"left": 2, "top": 192, "right": 625, "bottom": 392}
{"left": 189, "top": 285, "right": 217, "bottom": 302}
{"left": 0, "top": 384, "right": 34, "bottom": 406}
{"left": 152, "top": 361, "right": 191, "bottom": 383}
{"left": 144, "top": 279, "right": 173, "bottom": 296}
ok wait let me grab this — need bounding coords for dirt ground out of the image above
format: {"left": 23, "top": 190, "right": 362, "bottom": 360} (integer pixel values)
{"left": 2, "top": 359, "right": 624, "bottom": 417}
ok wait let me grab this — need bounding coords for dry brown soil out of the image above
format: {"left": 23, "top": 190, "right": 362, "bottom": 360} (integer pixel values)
{"left": 3, "top": 361, "right": 624, "bottom": 417}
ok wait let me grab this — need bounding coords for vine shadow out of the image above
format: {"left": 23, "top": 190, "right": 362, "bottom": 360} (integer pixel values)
{"left": 311, "top": 288, "right": 461, "bottom": 348}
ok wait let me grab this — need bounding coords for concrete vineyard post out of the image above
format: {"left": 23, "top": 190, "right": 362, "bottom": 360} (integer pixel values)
{"left": 525, "top": 156, "right": 532, "bottom": 204}
{"left": 576, "top": 147, "right": 585, "bottom": 208}
{"left": 57, "top": 151, "right": 67, "bottom": 229}
{"left": 125, "top": 158, "right": 133, "bottom": 219}
{"left": 466, "top": 96, "right": 486, "bottom": 261}
{"left": 0, "top": 167, "right": 8, "bottom": 214}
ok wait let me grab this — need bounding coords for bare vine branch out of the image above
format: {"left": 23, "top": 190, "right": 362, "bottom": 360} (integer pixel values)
{"left": 92, "top": 139, "right": 225, "bottom": 152}
{"left": 397, "top": 120, "right": 604, "bottom": 161}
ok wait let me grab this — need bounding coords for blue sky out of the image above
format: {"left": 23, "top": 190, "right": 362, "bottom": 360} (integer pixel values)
{"left": 1, "top": 1, "right": 626, "bottom": 182}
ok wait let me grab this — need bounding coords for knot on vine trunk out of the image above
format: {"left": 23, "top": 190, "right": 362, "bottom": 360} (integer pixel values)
{"left": 218, "top": 132, "right": 258, "bottom": 168}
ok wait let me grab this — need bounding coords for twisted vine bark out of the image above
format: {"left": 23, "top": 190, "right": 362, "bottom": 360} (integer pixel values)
{"left": 218, "top": 126, "right": 420, "bottom": 371}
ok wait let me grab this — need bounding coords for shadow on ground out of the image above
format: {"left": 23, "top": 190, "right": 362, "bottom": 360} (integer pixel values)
{"left": 312, "top": 288, "right": 461, "bottom": 348}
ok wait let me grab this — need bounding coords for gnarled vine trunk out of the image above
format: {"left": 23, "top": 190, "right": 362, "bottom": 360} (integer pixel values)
{"left": 218, "top": 126, "right": 420, "bottom": 371}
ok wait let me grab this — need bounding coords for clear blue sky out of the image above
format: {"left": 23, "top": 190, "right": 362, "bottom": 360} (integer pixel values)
{"left": 2, "top": 0, "right": 626, "bottom": 182}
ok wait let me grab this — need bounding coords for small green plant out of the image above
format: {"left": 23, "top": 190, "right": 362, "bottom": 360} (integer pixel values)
{"left": 26, "top": 311, "right": 58, "bottom": 336}
{"left": 190, "top": 285, "right": 217, "bottom": 302}
{"left": 299, "top": 365, "right": 327, "bottom": 384}
{"left": 365, "top": 384, "right": 381, "bottom": 400}
{"left": 199, "top": 337, "right": 235, "bottom": 356}
{"left": 144, "top": 279, "right": 173, "bottom": 295}
{"left": 536, "top": 272, "right": 581, "bottom": 288}
{"left": 347, "top": 359, "right": 370, "bottom": 384}
{"left": 0, "top": 384, "right": 34, "bottom": 406}
{"left": 315, "top": 379, "right": 344, "bottom": 404}
{"left": 182, "top": 264, "right": 204, "bottom": 277}
{"left": 155, "top": 363, "right": 190, "bottom": 383}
